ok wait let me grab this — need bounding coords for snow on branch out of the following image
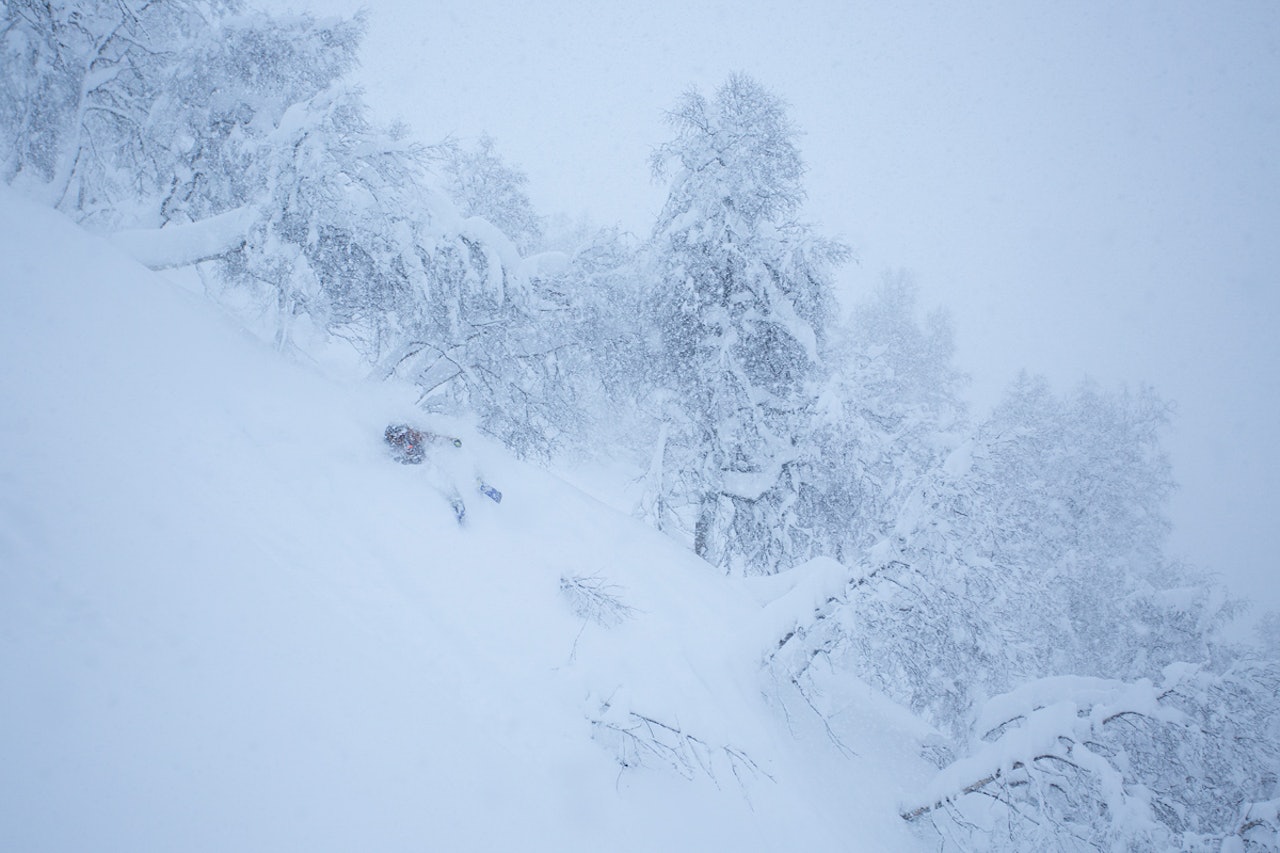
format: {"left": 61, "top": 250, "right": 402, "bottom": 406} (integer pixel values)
{"left": 902, "top": 664, "right": 1280, "bottom": 851}
{"left": 112, "top": 205, "right": 259, "bottom": 270}
{"left": 902, "top": 676, "right": 1181, "bottom": 821}
{"left": 1228, "top": 798, "right": 1280, "bottom": 852}
{"left": 762, "top": 546, "right": 907, "bottom": 676}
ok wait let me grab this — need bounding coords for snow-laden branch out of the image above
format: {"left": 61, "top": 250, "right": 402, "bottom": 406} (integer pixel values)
{"left": 112, "top": 205, "right": 259, "bottom": 270}
{"left": 902, "top": 675, "right": 1186, "bottom": 822}
{"left": 1229, "top": 798, "right": 1280, "bottom": 850}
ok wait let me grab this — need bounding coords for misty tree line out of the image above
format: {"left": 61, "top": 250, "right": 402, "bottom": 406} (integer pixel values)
{"left": 3, "top": 2, "right": 1277, "bottom": 849}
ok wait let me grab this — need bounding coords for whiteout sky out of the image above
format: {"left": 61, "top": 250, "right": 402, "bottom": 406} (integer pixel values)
{"left": 265, "top": 0, "right": 1279, "bottom": 612}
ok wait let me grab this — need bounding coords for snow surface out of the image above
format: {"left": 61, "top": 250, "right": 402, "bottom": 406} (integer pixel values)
{"left": 0, "top": 188, "right": 930, "bottom": 850}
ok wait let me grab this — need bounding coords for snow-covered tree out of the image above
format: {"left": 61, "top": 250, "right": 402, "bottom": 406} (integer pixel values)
{"left": 2, "top": 1, "right": 583, "bottom": 455}
{"left": 1259, "top": 612, "right": 1280, "bottom": 660}
{"left": 134, "top": 9, "right": 421, "bottom": 362}
{"left": 439, "top": 133, "right": 544, "bottom": 255}
{"left": 767, "top": 376, "right": 1265, "bottom": 850}
{"left": 906, "top": 663, "right": 1280, "bottom": 851}
{"left": 796, "top": 273, "right": 967, "bottom": 563}
{"left": 644, "top": 73, "right": 848, "bottom": 574}
{"left": 1, "top": 0, "right": 245, "bottom": 216}
{"left": 517, "top": 224, "right": 657, "bottom": 458}
{"left": 772, "top": 378, "right": 1233, "bottom": 737}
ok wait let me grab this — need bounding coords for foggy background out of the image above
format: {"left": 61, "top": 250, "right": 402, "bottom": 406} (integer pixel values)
{"left": 266, "top": 0, "right": 1279, "bottom": 614}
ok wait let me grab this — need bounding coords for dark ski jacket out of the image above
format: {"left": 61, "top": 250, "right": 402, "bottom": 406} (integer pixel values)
{"left": 384, "top": 423, "right": 459, "bottom": 464}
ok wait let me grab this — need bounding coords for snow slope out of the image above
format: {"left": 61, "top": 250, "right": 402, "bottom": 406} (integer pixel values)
{"left": 0, "top": 189, "right": 929, "bottom": 851}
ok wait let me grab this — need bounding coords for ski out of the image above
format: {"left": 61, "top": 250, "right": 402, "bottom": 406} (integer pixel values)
{"left": 448, "top": 494, "right": 466, "bottom": 524}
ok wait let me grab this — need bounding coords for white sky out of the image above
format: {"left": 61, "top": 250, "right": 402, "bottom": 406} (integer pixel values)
{"left": 266, "top": 0, "right": 1279, "bottom": 612}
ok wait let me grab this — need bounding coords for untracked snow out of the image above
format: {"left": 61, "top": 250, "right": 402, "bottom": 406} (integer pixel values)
{"left": 0, "top": 189, "right": 930, "bottom": 850}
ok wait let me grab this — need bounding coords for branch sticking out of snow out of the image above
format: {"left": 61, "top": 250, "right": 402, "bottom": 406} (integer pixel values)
{"left": 589, "top": 697, "right": 773, "bottom": 797}
{"left": 559, "top": 574, "right": 635, "bottom": 628}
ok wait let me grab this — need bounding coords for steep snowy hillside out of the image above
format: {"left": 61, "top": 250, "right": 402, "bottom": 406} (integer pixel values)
{"left": 0, "top": 190, "right": 930, "bottom": 850}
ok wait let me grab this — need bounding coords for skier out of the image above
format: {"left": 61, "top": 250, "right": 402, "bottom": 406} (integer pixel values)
{"left": 384, "top": 423, "right": 460, "bottom": 465}
{"left": 383, "top": 423, "right": 502, "bottom": 524}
